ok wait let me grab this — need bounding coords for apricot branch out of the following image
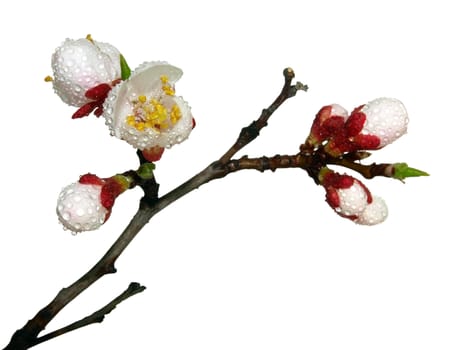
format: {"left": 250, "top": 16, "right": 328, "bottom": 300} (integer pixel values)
{"left": 3, "top": 34, "right": 427, "bottom": 349}
{"left": 2, "top": 66, "right": 308, "bottom": 350}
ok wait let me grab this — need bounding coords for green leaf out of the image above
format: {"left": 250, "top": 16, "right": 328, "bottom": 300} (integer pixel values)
{"left": 393, "top": 163, "right": 429, "bottom": 180}
{"left": 120, "top": 54, "right": 131, "bottom": 80}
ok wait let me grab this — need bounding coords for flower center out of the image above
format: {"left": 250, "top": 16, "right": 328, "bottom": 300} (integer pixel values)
{"left": 125, "top": 76, "right": 181, "bottom": 132}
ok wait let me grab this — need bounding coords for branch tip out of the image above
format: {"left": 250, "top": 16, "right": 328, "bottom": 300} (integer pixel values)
{"left": 283, "top": 67, "right": 295, "bottom": 80}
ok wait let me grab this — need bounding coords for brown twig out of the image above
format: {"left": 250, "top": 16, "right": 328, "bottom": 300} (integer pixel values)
{"left": 31, "top": 283, "right": 145, "bottom": 347}
{"left": 219, "top": 68, "right": 308, "bottom": 164}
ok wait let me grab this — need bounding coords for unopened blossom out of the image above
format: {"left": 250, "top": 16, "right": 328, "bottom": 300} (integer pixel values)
{"left": 56, "top": 174, "right": 129, "bottom": 233}
{"left": 355, "top": 196, "right": 388, "bottom": 225}
{"left": 103, "top": 61, "right": 194, "bottom": 151}
{"left": 50, "top": 36, "right": 121, "bottom": 117}
{"left": 307, "top": 104, "right": 348, "bottom": 147}
{"left": 319, "top": 168, "right": 387, "bottom": 225}
{"left": 323, "top": 97, "right": 408, "bottom": 156}
{"left": 355, "top": 97, "right": 408, "bottom": 148}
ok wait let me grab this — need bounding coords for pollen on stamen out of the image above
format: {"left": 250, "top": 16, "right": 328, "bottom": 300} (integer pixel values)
{"left": 162, "top": 85, "right": 175, "bottom": 96}
{"left": 85, "top": 34, "right": 94, "bottom": 43}
{"left": 170, "top": 105, "right": 182, "bottom": 124}
{"left": 44, "top": 75, "right": 53, "bottom": 82}
{"left": 138, "top": 95, "right": 147, "bottom": 103}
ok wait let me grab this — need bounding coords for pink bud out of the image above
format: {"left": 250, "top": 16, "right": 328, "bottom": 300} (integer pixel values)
{"left": 319, "top": 168, "right": 388, "bottom": 225}
{"left": 308, "top": 104, "right": 348, "bottom": 146}
{"left": 320, "top": 169, "right": 371, "bottom": 220}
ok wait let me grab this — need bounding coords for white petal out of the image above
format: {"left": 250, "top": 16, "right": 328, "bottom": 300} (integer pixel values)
{"left": 355, "top": 196, "right": 388, "bottom": 225}
{"left": 336, "top": 182, "right": 368, "bottom": 216}
{"left": 56, "top": 183, "right": 108, "bottom": 233}
{"left": 330, "top": 104, "right": 349, "bottom": 118}
{"left": 361, "top": 97, "right": 409, "bottom": 147}
{"left": 128, "top": 61, "right": 183, "bottom": 96}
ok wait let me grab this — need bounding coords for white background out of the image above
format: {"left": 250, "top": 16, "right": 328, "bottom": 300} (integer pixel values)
{"left": 0, "top": 1, "right": 465, "bottom": 349}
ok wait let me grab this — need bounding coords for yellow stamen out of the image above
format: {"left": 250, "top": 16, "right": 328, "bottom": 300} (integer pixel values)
{"left": 162, "top": 85, "right": 175, "bottom": 96}
{"left": 44, "top": 75, "right": 53, "bottom": 82}
{"left": 126, "top": 96, "right": 182, "bottom": 132}
{"left": 86, "top": 34, "right": 94, "bottom": 43}
{"left": 170, "top": 105, "right": 182, "bottom": 124}
{"left": 160, "top": 75, "right": 175, "bottom": 96}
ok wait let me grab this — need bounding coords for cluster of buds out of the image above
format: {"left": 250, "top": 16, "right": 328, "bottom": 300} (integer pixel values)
{"left": 306, "top": 98, "right": 408, "bottom": 156}
{"left": 56, "top": 174, "right": 132, "bottom": 233}
{"left": 48, "top": 35, "right": 195, "bottom": 161}
{"left": 306, "top": 98, "right": 411, "bottom": 225}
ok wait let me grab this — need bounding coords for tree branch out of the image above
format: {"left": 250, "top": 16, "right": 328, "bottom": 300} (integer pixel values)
{"left": 3, "top": 68, "right": 307, "bottom": 350}
{"left": 219, "top": 67, "right": 308, "bottom": 164}
{"left": 31, "top": 282, "right": 145, "bottom": 347}
{"left": 4, "top": 67, "right": 403, "bottom": 349}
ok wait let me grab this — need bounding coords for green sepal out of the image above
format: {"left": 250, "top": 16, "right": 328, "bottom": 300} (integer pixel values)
{"left": 137, "top": 163, "right": 156, "bottom": 180}
{"left": 112, "top": 174, "right": 132, "bottom": 190}
{"left": 393, "top": 163, "right": 429, "bottom": 180}
{"left": 120, "top": 54, "right": 131, "bottom": 80}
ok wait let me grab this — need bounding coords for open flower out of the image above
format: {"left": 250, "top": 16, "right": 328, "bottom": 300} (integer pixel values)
{"left": 51, "top": 36, "right": 121, "bottom": 117}
{"left": 56, "top": 173, "right": 130, "bottom": 233}
{"left": 103, "top": 61, "right": 194, "bottom": 150}
{"left": 319, "top": 168, "right": 387, "bottom": 225}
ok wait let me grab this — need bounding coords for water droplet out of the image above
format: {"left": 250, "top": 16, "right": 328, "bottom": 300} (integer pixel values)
{"left": 62, "top": 212, "right": 71, "bottom": 221}
{"left": 76, "top": 208, "right": 85, "bottom": 217}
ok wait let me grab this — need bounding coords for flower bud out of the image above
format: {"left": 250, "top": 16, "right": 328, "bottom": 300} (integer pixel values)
{"left": 320, "top": 168, "right": 371, "bottom": 220}
{"left": 307, "top": 104, "right": 348, "bottom": 146}
{"left": 355, "top": 196, "right": 388, "bottom": 225}
{"left": 323, "top": 97, "right": 408, "bottom": 156}
{"left": 319, "top": 168, "right": 387, "bottom": 225}
{"left": 56, "top": 173, "right": 129, "bottom": 233}
{"left": 51, "top": 37, "right": 121, "bottom": 107}
{"left": 103, "top": 61, "right": 194, "bottom": 151}
{"left": 357, "top": 97, "right": 408, "bottom": 148}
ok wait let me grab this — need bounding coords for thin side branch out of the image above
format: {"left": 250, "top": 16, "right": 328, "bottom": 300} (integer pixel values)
{"left": 32, "top": 283, "right": 145, "bottom": 347}
{"left": 219, "top": 68, "right": 308, "bottom": 164}
{"left": 327, "top": 156, "right": 394, "bottom": 179}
